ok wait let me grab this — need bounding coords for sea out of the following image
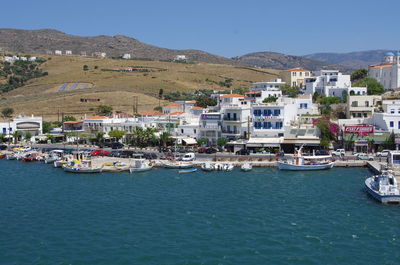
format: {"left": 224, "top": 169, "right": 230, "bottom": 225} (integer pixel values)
{"left": 1, "top": 160, "right": 400, "bottom": 265}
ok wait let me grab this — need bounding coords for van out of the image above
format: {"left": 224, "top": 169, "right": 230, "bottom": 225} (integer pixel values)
{"left": 182, "top": 153, "right": 195, "bottom": 161}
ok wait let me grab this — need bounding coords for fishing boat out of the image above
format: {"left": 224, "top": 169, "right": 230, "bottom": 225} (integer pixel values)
{"left": 277, "top": 146, "right": 333, "bottom": 171}
{"left": 164, "top": 161, "right": 194, "bottom": 169}
{"left": 64, "top": 160, "right": 102, "bottom": 173}
{"left": 54, "top": 159, "right": 69, "bottom": 168}
{"left": 129, "top": 159, "right": 153, "bottom": 173}
{"left": 201, "top": 162, "right": 214, "bottom": 171}
{"left": 365, "top": 171, "right": 400, "bottom": 204}
{"left": 44, "top": 150, "right": 64, "bottom": 164}
{"left": 179, "top": 168, "right": 198, "bottom": 174}
{"left": 241, "top": 163, "right": 252, "bottom": 172}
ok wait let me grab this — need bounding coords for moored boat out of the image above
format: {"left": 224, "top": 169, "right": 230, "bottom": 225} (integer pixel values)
{"left": 277, "top": 146, "right": 333, "bottom": 171}
{"left": 241, "top": 163, "right": 252, "bottom": 172}
{"left": 129, "top": 159, "right": 153, "bottom": 173}
{"left": 63, "top": 160, "right": 102, "bottom": 174}
{"left": 365, "top": 171, "right": 400, "bottom": 204}
{"left": 164, "top": 161, "right": 193, "bottom": 169}
{"left": 201, "top": 162, "right": 214, "bottom": 171}
{"left": 179, "top": 168, "right": 197, "bottom": 174}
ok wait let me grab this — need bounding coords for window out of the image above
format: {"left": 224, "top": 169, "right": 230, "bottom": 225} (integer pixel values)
{"left": 299, "top": 72, "right": 302, "bottom": 77}
{"left": 363, "top": 113, "right": 368, "bottom": 118}
{"left": 365, "top": 101, "right": 369, "bottom": 107}
{"left": 253, "top": 110, "right": 261, "bottom": 116}
{"left": 194, "top": 129, "right": 196, "bottom": 134}
{"left": 351, "top": 101, "right": 358, "bottom": 107}
{"left": 276, "top": 122, "right": 283, "bottom": 129}
{"left": 390, "top": 121, "right": 394, "bottom": 128}
{"left": 292, "top": 72, "right": 296, "bottom": 76}
{"left": 274, "top": 109, "right": 281, "bottom": 116}
{"left": 391, "top": 109, "right": 395, "bottom": 114}
{"left": 398, "top": 121, "right": 400, "bottom": 129}
{"left": 181, "top": 129, "right": 184, "bottom": 133}
{"left": 304, "top": 103, "right": 308, "bottom": 109}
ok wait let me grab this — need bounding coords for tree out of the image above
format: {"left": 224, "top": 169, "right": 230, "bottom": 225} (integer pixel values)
{"left": 217, "top": 137, "right": 228, "bottom": 147}
{"left": 383, "top": 132, "right": 396, "bottom": 150}
{"left": 197, "top": 138, "right": 209, "bottom": 146}
{"left": 95, "top": 105, "right": 113, "bottom": 116}
{"left": 42, "top": 121, "right": 52, "bottom": 134}
{"left": 94, "top": 65, "right": 98, "bottom": 69}
{"left": 0, "top": 133, "right": 5, "bottom": 143}
{"left": 24, "top": 132, "right": 32, "bottom": 142}
{"left": 353, "top": 77, "right": 384, "bottom": 95}
{"left": 196, "top": 96, "right": 217, "bottom": 108}
{"left": 1, "top": 107, "right": 14, "bottom": 120}
{"left": 95, "top": 132, "right": 105, "bottom": 144}
{"left": 281, "top": 84, "right": 300, "bottom": 98}
{"left": 153, "top": 106, "right": 162, "bottom": 112}
{"left": 159, "top": 88, "right": 164, "bottom": 99}
{"left": 351, "top": 69, "right": 368, "bottom": 82}
{"left": 64, "top": 116, "right": 77, "bottom": 121}
{"left": 108, "top": 130, "right": 125, "bottom": 141}
{"left": 263, "top": 96, "right": 278, "bottom": 103}
{"left": 159, "top": 132, "right": 171, "bottom": 147}
{"left": 315, "top": 119, "right": 339, "bottom": 149}
{"left": 12, "top": 131, "right": 21, "bottom": 144}
{"left": 83, "top": 65, "right": 89, "bottom": 71}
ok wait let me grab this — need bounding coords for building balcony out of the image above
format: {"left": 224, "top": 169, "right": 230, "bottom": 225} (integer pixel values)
{"left": 222, "top": 130, "right": 240, "bottom": 135}
{"left": 253, "top": 115, "right": 283, "bottom": 120}
{"left": 201, "top": 125, "right": 221, "bottom": 130}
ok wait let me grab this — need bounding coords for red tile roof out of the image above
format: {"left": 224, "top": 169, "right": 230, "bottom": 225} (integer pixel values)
{"left": 370, "top": 64, "right": 392, "bottom": 69}
{"left": 220, "top": 94, "right": 244, "bottom": 98}
{"left": 63, "top": 121, "right": 83, "bottom": 124}
{"left": 164, "top": 103, "right": 181, "bottom": 108}
{"left": 168, "top": 111, "right": 185, "bottom": 115}
{"left": 86, "top": 116, "right": 109, "bottom": 119}
{"left": 191, "top": 106, "right": 205, "bottom": 110}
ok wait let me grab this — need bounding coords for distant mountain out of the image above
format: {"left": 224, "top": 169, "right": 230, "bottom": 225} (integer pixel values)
{"left": 0, "top": 28, "right": 239, "bottom": 65}
{"left": 232, "top": 51, "right": 353, "bottom": 73}
{"left": 304, "top": 50, "right": 392, "bottom": 69}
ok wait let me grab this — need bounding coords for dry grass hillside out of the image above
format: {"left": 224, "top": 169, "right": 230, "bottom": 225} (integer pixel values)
{"left": 0, "top": 55, "right": 279, "bottom": 120}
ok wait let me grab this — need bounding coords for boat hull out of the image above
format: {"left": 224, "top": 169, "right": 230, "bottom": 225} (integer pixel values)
{"left": 164, "top": 164, "right": 193, "bottom": 169}
{"left": 129, "top": 166, "right": 153, "bottom": 173}
{"left": 277, "top": 161, "right": 334, "bottom": 171}
{"left": 64, "top": 167, "right": 102, "bottom": 173}
{"left": 365, "top": 178, "right": 400, "bottom": 204}
{"left": 179, "top": 168, "right": 197, "bottom": 174}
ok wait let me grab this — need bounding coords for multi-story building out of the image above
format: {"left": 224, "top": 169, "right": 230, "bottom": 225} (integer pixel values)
{"left": 245, "top": 79, "right": 284, "bottom": 103}
{"left": 219, "top": 94, "right": 251, "bottom": 140}
{"left": 368, "top": 99, "right": 400, "bottom": 133}
{"left": 347, "top": 95, "right": 381, "bottom": 119}
{"left": 369, "top": 52, "right": 400, "bottom": 90}
{"left": 198, "top": 113, "right": 222, "bottom": 144}
{"left": 279, "top": 68, "right": 311, "bottom": 88}
{"left": 304, "top": 70, "right": 352, "bottom": 97}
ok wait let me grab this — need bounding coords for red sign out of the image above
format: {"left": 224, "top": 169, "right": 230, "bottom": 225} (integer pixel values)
{"left": 344, "top": 126, "right": 374, "bottom": 133}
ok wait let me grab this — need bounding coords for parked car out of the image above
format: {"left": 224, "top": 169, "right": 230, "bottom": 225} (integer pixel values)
{"left": 182, "top": 153, "right": 196, "bottom": 161}
{"left": 236, "top": 148, "right": 250, "bottom": 155}
{"left": 376, "top": 150, "right": 391, "bottom": 157}
{"left": 109, "top": 150, "right": 122, "bottom": 157}
{"left": 111, "top": 142, "right": 124, "bottom": 149}
{"left": 356, "top": 153, "right": 374, "bottom": 161}
{"left": 198, "top": 147, "right": 207, "bottom": 153}
{"left": 316, "top": 150, "right": 330, "bottom": 156}
{"left": 332, "top": 149, "right": 345, "bottom": 156}
{"left": 143, "top": 153, "right": 158, "bottom": 160}
{"left": 120, "top": 150, "right": 136, "bottom": 158}
{"left": 91, "top": 149, "right": 110, "bottom": 156}
{"left": 206, "top": 147, "right": 218, "bottom": 154}
{"left": 0, "top": 144, "right": 7, "bottom": 150}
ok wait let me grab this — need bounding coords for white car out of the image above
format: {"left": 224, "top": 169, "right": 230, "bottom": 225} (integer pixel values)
{"left": 355, "top": 153, "right": 374, "bottom": 161}
{"left": 332, "top": 149, "right": 345, "bottom": 156}
{"left": 182, "top": 153, "right": 196, "bottom": 161}
{"left": 376, "top": 150, "right": 391, "bottom": 157}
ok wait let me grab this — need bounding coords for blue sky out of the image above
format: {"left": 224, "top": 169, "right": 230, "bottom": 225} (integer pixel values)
{"left": 2, "top": 0, "right": 400, "bottom": 57}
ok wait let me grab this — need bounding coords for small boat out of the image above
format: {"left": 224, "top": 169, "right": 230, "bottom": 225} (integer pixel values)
{"left": 6, "top": 154, "right": 16, "bottom": 160}
{"left": 129, "top": 159, "right": 153, "bottom": 173}
{"left": 164, "top": 161, "right": 193, "bottom": 169}
{"left": 214, "top": 163, "right": 234, "bottom": 171}
{"left": 201, "top": 162, "right": 214, "bottom": 171}
{"left": 179, "top": 168, "right": 197, "bottom": 174}
{"left": 44, "top": 150, "right": 64, "bottom": 164}
{"left": 0, "top": 153, "right": 6, "bottom": 159}
{"left": 64, "top": 160, "right": 102, "bottom": 174}
{"left": 241, "top": 163, "right": 252, "bottom": 172}
{"left": 22, "top": 156, "right": 36, "bottom": 162}
{"left": 365, "top": 171, "right": 400, "bottom": 204}
{"left": 277, "top": 146, "right": 333, "bottom": 171}
{"left": 54, "top": 160, "right": 69, "bottom": 168}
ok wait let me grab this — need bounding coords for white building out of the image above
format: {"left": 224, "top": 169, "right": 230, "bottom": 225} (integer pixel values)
{"left": 65, "top": 50, "right": 72, "bottom": 55}
{"left": 347, "top": 95, "right": 382, "bottom": 119}
{"left": 283, "top": 94, "right": 319, "bottom": 116}
{"left": 174, "top": 55, "right": 187, "bottom": 61}
{"left": 369, "top": 52, "right": 400, "bottom": 90}
{"left": 198, "top": 113, "right": 222, "bottom": 144}
{"left": 368, "top": 99, "right": 400, "bottom": 133}
{"left": 55, "top": 50, "right": 62, "bottom": 55}
{"left": 122, "top": 53, "right": 131, "bottom": 59}
{"left": 305, "top": 70, "right": 351, "bottom": 98}
{"left": 0, "top": 115, "right": 43, "bottom": 137}
{"left": 245, "top": 79, "right": 284, "bottom": 103}
{"left": 219, "top": 94, "right": 251, "bottom": 140}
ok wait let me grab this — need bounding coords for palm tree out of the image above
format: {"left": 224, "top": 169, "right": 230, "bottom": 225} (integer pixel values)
{"left": 12, "top": 131, "right": 21, "bottom": 144}
{"left": 159, "top": 132, "right": 171, "bottom": 147}
{"left": 95, "top": 132, "right": 105, "bottom": 145}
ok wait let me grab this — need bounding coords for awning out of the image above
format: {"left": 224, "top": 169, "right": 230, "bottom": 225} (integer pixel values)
{"left": 283, "top": 139, "right": 320, "bottom": 145}
{"left": 246, "top": 137, "right": 283, "bottom": 147}
{"left": 182, "top": 138, "right": 197, "bottom": 145}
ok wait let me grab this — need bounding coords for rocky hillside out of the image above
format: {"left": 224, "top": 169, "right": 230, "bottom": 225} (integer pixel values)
{"left": 304, "top": 50, "right": 391, "bottom": 69}
{"left": 232, "top": 51, "right": 353, "bottom": 73}
{"left": 0, "top": 28, "right": 238, "bottom": 65}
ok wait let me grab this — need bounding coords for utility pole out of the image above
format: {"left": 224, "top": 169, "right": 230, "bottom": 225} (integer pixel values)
{"left": 132, "top": 96, "right": 138, "bottom": 115}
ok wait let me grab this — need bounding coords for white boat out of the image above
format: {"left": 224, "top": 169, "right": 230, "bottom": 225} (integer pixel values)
{"left": 179, "top": 168, "right": 197, "bottom": 174}
{"left": 365, "top": 171, "right": 400, "bottom": 204}
{"left": 54, "top": 159, "right": 69, "bottom": 168}
{"left": 63, "top": 160, "right": 102, "bottom": 174}
{"left": 241, "top": 163, "right": 252, "bottom": 172}
{"left": 129, "top": 159, "right": 153, "bottom": 173}
{"left": 44, "top": 150, "right": 64, "bottom": 164}
{"left": 277, "top": 147, "right": 333, "bottom": 171}
{"left": 164, "top": 161, "right": 194, "bottom": 169}
{"left": 201, "top": 162, "right": 214, "bottom": 171}
{"left": 214, "top": 163, "right": 234, "bottom": 171}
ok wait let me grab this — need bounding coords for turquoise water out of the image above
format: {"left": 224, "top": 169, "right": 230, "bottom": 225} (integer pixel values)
{"left": 1, "top": 160, "right": 400, "bottom": 265}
